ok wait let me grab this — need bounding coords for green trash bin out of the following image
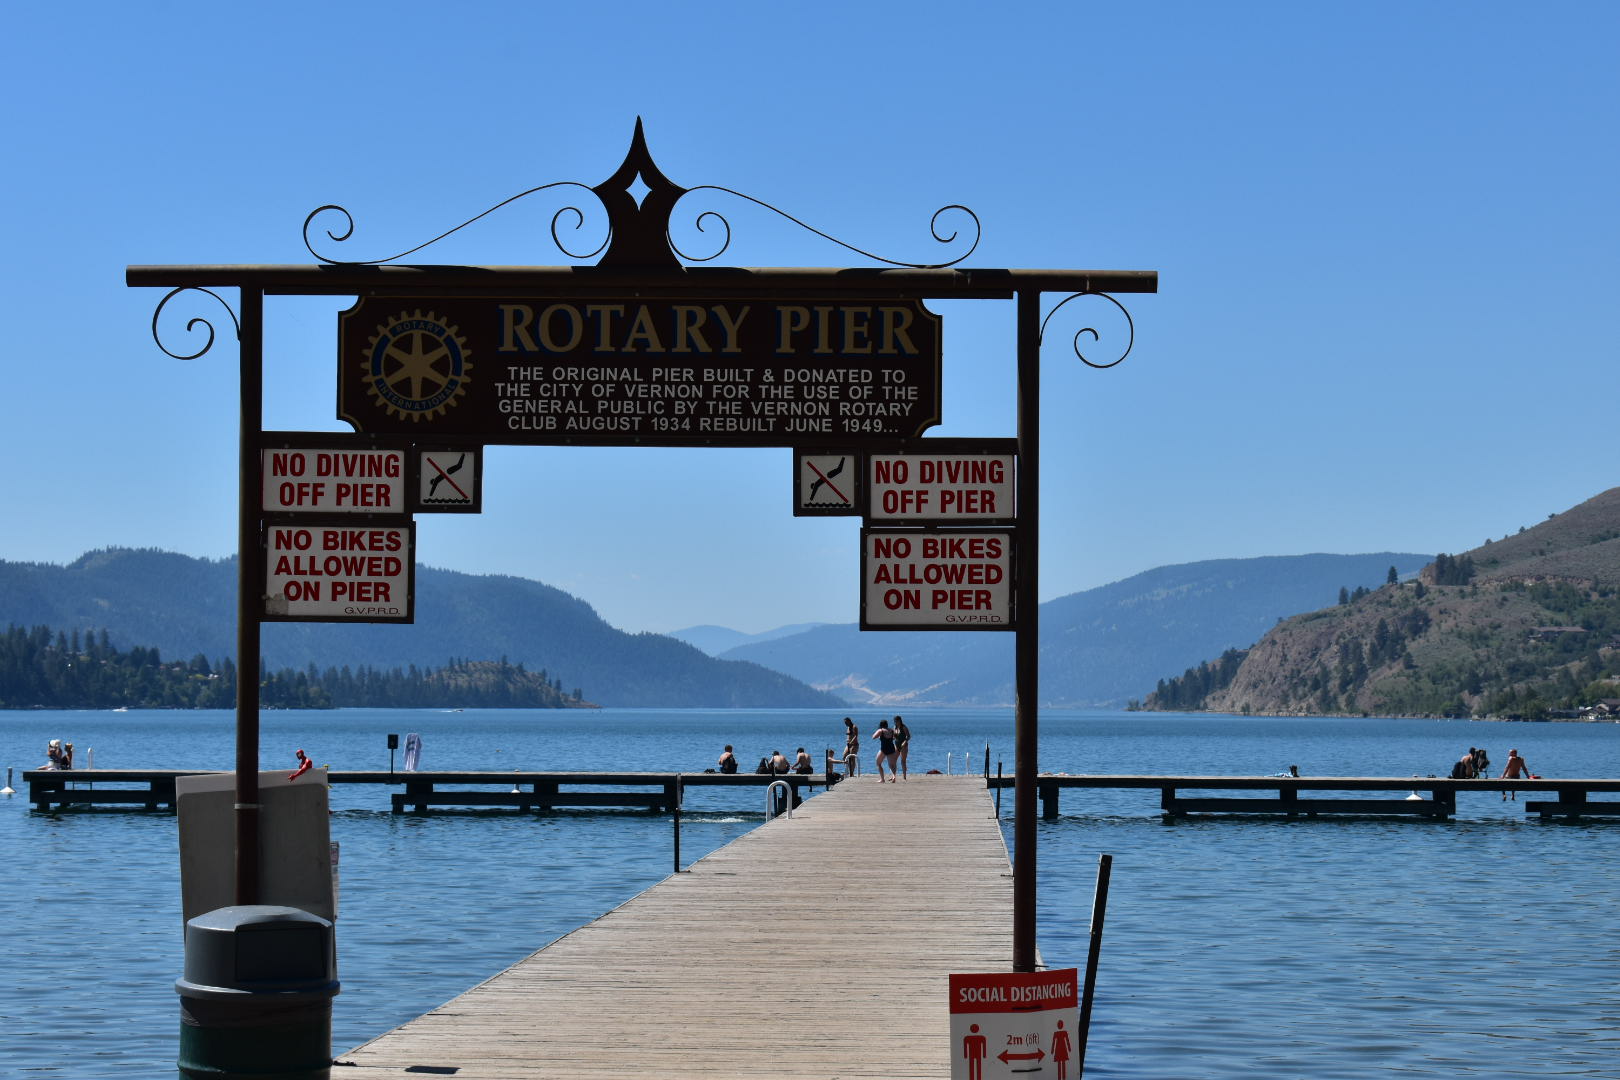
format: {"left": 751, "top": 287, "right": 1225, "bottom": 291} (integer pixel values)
{"left": 176, "top": 905, "right": 339, "bottom": 1080}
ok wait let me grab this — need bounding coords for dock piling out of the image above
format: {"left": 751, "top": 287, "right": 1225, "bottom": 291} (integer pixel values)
{"left": 1077, "top": 852, "right": 1113, "bottom": 1078}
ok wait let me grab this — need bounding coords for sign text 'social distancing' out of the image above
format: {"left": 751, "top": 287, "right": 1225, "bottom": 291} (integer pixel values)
{"left": 337, "top": 297, "right": 942, "bottom": 446}
{"left": 265, "top": 523, "right": 414, "bottom": 622}
{"left": 861, "top": 529, "right": 1014, "bottom": 629}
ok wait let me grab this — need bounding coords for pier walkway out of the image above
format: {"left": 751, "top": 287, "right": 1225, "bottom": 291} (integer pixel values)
{"left": 335, "top": 775, "right": 1014, "bottom": 1079}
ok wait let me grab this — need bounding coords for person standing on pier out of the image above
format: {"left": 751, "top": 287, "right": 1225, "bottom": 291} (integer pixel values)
{"left": 871, "top": 720, "right": 898, "bottom": 782}
{"left": 843, "top": 717, "right": 860, "bottom": 776}
{"left": 893, "top": 716, "right": 911, "bottom": 780}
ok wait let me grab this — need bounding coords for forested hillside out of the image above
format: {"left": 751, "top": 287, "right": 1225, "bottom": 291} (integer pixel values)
{"left": 0, "top": 550, "right": 842, "bottom": 708}
{"left": 0, "top": 624, "right": 593, "bottom": 709}
{"left": 1144, "top": 488, "right": 1620, "bottom": 719}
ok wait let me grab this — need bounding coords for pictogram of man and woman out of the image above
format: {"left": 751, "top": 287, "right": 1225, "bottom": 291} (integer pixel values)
{"left": 962, "top": 1019, "right": 1072, "bottom": 1079}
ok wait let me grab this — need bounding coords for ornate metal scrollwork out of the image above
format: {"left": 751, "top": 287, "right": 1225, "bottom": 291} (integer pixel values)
{"left": 302, "top": 181, "right": 609, "bottom": 265}
{"left": 298, "top": 118, "right": 982, "bottom": 270}
{"left": 1039, "top": 291, "right": 1136, "bottom": 369}
{"left": 668, "top": 186, "right": 981, "bottom": 269}
{"left": 151, "top": 287, "right": 240, "bottom": 360}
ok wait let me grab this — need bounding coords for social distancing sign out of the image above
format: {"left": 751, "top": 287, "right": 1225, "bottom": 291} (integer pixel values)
{"left": 950, "top": 969, "right": 1079, "bottom": 1080}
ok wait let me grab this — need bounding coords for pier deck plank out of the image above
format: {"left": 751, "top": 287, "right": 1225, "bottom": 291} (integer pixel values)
{"left": 336, "top": 776, "right": 1014, "bottom": 1078}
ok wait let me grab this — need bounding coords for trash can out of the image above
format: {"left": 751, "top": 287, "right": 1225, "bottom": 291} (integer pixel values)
{"left": 176, "top": 905, "right": 340, "bottom": 1080}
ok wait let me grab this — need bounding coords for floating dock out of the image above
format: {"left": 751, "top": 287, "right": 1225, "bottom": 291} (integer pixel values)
{"left": 22, "top": 769, "right": 828, "bottom": 814}
{"left": 336, "top": 774, "right": 1015, "bottom": 1078}
{"left": 25, "top": 770, "right": 1620, "bottom": 820}
{"left": 984, "top": 774, "right": 1620, "bottom": 820}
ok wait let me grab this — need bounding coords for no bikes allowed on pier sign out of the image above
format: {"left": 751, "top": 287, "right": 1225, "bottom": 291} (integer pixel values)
{"left": 951, "top": 969, "right": 1079, "bottom": 1080}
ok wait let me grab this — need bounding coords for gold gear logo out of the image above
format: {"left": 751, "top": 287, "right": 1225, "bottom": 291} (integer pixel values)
{"left": 362, "top": 310, "right": 473, "bottom": 421}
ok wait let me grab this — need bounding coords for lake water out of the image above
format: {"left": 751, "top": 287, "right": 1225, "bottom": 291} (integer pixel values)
{"left": 2, "top": 707, "right": 1617, "bottom": 1079}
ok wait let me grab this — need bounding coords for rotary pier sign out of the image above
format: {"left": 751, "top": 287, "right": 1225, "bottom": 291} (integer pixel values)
{"left": 338, "top": 296, "right": 942, "bottom": 447}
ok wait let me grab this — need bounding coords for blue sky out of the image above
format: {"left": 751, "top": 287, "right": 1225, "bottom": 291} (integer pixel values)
{"left": 6, "top": 1, "right": 1616, "bottom": 634}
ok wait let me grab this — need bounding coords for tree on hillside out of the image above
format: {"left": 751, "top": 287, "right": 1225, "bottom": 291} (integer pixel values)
{"left": 1387, "top": 566, "right": 1399, "bottom": 585}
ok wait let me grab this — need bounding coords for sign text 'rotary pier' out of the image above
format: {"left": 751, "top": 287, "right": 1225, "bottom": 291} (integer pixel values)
{"left": 338, "top": 297, "right": 941, "bottom": 446}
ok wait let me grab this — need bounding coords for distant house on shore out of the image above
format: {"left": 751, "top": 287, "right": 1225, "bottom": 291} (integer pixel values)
{"left": 1578, "top": 698, "right": 1620, "bottom": 720}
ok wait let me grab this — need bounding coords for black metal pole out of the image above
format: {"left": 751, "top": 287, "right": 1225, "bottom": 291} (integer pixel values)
{"left": 1014, "top": 288, "right": 1040, "bottom": 972}
{"left": 235, "top": 288, "right": 264, "bottom": 906}
{"left": 1076, "top": 853, "right": 1113, "bottom": 1077}
{"left": 672, "top": 774, "right": 683, "bottom": 873}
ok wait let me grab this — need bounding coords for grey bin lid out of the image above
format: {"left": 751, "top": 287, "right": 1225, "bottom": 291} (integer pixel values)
{"left": 177, "top": 905, "right": 339, "bottom": 999}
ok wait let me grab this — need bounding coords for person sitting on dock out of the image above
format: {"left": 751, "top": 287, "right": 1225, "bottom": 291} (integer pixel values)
{"left": 754, "top": 756, "right": 772, "bottom": 774}
{"left": 1499, "top": 748, "right": 1533, "bottom": 800}
{"left": 44, "top": 739, "right": 73, "bottom": 770}
{"left": 792, "top": 747, "right": 814, "bottom": 774}
{"left": 770, "top": 749, "right": 792, "bottom": 774}
{"left": 717, "top": 745, "right": 739, "bottom": 774}
{"left": 1451, "top": 748, "right": 1479, "bottom": 779}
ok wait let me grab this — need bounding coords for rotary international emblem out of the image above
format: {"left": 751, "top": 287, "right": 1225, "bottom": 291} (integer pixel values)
{"left": 363, "top": 310, "right": 473, "bottom": 421}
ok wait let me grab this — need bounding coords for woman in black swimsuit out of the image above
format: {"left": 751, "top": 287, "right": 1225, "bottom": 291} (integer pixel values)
{"left": 892, "top": 716, "right": 911, "bottom": 780}
{"left": 871, "top": 720, "right": 898, "bottom": 782}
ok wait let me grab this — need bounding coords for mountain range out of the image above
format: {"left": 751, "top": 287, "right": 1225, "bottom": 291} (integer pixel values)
{"left": 0, "top": 545, "right": 1429, "bottom": 708}
{"left": 697, "top": 553, "right": 1431, "bottom": 706}
{"left": 0, "top": 550, "right": 840, "bottom": 709}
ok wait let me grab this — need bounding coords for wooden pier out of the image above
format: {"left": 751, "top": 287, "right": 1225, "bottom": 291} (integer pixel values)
{"left": 336, "top": 775, "right": 1014, "bottom": 1078}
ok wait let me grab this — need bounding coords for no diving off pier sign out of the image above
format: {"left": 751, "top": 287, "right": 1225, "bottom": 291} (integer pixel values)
{"left": 866, "top": 445, "right": 1015, "bottom": 524}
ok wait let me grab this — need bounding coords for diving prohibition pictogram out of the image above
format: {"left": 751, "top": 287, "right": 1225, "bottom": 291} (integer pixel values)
{"left": 412, "top": 447, "right": 482, "bottom": 513}
{"left": 793, "top": 450, "right": 860, "bottom": 516}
